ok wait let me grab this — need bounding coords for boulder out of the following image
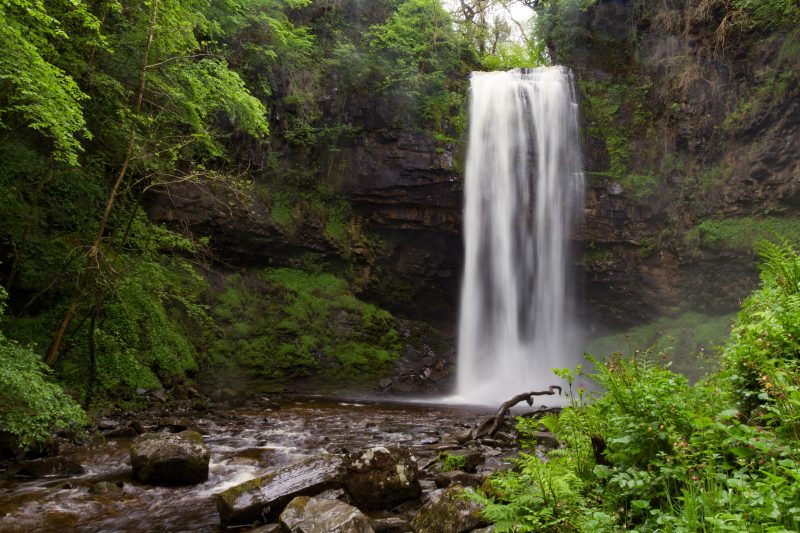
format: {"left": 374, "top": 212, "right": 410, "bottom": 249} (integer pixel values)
{"left": 371, "top": 516, "right": 411, "bottom": 533}
{"left": 279, "top": 496, "right": 374, "bottom": 533}
{"left": 130, "top": 430, "right": 209, "bottom": 485}
{"left": 441, "top": 449, "right": 483, "bottom": 473}
{"left": 216, "top": 454, "right": 345, "bottom": 527}
{"left": 530, "top": 431, "right": 558, "bottom": 450}
{"left": 103, "top": 426, "right": 139, "bottom": 439}
{"left": 434, "top": 471, "right": 483, "bottom": 489}
{"left": 15, "top": 456, "right": 85, "bottom": 478}
{"left": 344, "top": 445, "right": 422, "bottom": 510}
{"left": 411, "top": 485, "right": 488, "bottom": 533}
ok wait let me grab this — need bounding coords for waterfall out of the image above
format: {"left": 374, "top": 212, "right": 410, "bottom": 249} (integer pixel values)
{"left": 457, "top": 67, "right": 584, "bottom": 405}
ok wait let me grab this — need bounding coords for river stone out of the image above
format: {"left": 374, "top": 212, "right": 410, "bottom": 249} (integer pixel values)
{"left": 411, "top": 485, "right": 488, "bottom": 533}
{"left": 279, "top": 496, "right": 374, "bottom": 533}
{"left": 216, "top": 454, "right": 345, "bottom": 527}
{"left": 15, "top": 456, "right": 85, "bottom": 478}
{"left": 344, "top": 445, "right": 421, "bottom": 510}
{"left": 103, "top": 426, "right": 139, "bottom": 439}
{"left": 434, "top": 471, "right": 483, "bottom": 489}
{"left": 156, "top": 417, "right": 199, "bottom": 433}
{"left": 371, "top": 516, "right": 411, "bottom": 533}
{"left": 130, "top": 430, "right": 209, "bottom": 485}
{"left": 443, "top": 449, "right": 484, "bottom": 473}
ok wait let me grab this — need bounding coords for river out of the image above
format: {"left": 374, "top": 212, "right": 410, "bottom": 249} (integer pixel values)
{"left": 0, "top": 397, "right": 506, "bottom": 531}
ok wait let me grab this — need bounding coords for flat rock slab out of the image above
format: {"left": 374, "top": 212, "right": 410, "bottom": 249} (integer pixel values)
{"left": 217, "top": 454, "right": 345, "bottom": 527}
{"left": 280, "top": 496, "right": 374, "bottom": 533}
{"left": 130, "top": 430, "right": 209, "bottom": 485}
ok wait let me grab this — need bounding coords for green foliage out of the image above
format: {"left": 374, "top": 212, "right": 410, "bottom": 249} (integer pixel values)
{"left": 0, "top": 0, "right": 97, "bottom": 165}
{"left": 578, "top": 77, "right": 659, "bottom": 203}
{"left": 440, "top": 453, "right": 467, "bottom": 472}
{"left": 364, "top": 0, "right": 472, "bottom": 135}
{"left": 0, "top": 288, "right": 88, "bottom": 450}
{"left": 205, "top": 268, "right": 401, "bottom": 390}
{"left": 534, "top": 0, "right": 598, "bottom": 60}
{"left": 731, "top": 0, "right": 800, "bottom": 30}
{"left": 723, "top": 70, "right": 796, "bottom": 135}
{"left": 475, "top": 243, "right": 800, "bottom": 532}
{"left": 685, "top": 217, "right": 800, "bottom": 252}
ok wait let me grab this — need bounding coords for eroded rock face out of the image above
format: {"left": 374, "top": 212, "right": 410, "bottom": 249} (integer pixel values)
{"left": 411, "top": 485, "right": 488, "bottom": 533}
{"left": 216, "top": 454, "right": 345, "bottom": 527}
{"left": 279, "top": 496, "right": 374, "bottom": 533}
{"left": 344, "top": 445, "right": 422, "bottom": 510}
{"left": 130, "top": 430, "right": 209, "bottom": 486}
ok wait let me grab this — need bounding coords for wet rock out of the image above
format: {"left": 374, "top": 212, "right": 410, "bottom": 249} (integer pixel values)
{"left": 434, "top": 471, "right": 483, "bottom": 489}
{"left": 96, "top": 418, "right": 119, "bottom": 431}
{"left": 130, "top": 430, "right": 209, "bottom": 485}
{"left": 530, "top": 431, "right": 558, "bottom": 450}
{"left": 152, "top": 389, "right": 168, "bottom": 403}
{"left": 156, "top": 417, "right": 198, "bottom": 433}
{"left": 130, "top": 420, "right": 145, "bottom": 435}
{"left": 280, "top": 496, "right": 374, "bottom": 533}
{"left": 371, "top": 516, "right": 411, "bottom": 533}
{"left": 344, "top": 445, "right": 421, "bottom": 510}
{"left": 216, "top": 454, "right": 345, "bottom": 527}
{"left": 443, "top": 449, "right": 484, "bottom": 473}
{"left": 88, "top": 481, "right": 124, "bottom": 495}
{"left": 316, "top": 488, "right": 348, "bottom": 501}
{"left": 411, "top": 485, "right": 488, "bottom": 533}
{"left": 103, "top": 426, "right": 139, "bottom": 439}
{"left": 15, "top": 457, "right": 85, "bottom": 478}
{"left": 372, "top": 516, "right": 411, "bottom": 533}
{"left": 244, "top": 525, "right": 281, "bottom": 533}
{"left": 379, "top": 378, "right": 394, "bottom": 389}
{"left": 419, "top": 437, "right": 440, "bottom": 446}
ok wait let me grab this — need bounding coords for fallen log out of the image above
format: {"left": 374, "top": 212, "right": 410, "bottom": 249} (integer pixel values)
{"left": 470, "top": 386, "right": 562, "bottom": 440}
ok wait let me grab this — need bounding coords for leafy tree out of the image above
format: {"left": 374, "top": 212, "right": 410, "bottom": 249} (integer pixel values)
{"left": 45, "top": 0, "right": 271, "bottom": 365}
{"left": 0, "top": 0, "right": 99, "bottom": 164}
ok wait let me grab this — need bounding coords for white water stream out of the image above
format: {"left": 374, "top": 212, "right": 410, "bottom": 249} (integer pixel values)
{"left": 457, "top": 67, "right": 585, "bottom": 405}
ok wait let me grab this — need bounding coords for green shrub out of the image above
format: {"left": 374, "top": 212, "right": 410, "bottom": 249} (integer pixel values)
{"left": 0, "top": 288, "right": 87, "bottom": 450}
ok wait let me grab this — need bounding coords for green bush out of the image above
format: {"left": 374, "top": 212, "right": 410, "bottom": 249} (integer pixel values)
{"left": 0, "top": 288, "right": 87, "bottom": 450}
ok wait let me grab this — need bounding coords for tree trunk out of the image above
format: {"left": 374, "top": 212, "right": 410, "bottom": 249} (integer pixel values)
{"left": 83, "top": 306, "right": 99, "bottom": 408}
{"left": 7, "top": 171, "right": 48, "bottom": 289}
{"left": 45, "top": 0, "right": 160, "bottom": 367}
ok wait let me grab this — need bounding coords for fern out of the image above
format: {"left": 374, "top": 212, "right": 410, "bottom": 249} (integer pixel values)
{"left": 756, "top": 239, "right": 800, "bottom": 296}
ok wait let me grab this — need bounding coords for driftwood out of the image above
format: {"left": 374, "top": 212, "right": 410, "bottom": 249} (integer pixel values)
{"left": 470, "top": 386, "right": 562, "bottom": 440}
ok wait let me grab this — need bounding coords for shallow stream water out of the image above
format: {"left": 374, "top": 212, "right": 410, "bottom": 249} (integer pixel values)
{"left": 0, "top": 397, "right": 497, "bottom": 532}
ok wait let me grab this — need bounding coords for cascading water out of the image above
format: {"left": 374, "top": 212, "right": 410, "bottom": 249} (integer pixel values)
{"left": 457, "top": 67, "right": 584, "bottom": 405}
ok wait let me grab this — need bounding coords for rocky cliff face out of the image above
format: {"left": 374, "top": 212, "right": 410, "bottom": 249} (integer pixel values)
{"left": 559, "top": 0, "right": 799, "bottom": 331}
